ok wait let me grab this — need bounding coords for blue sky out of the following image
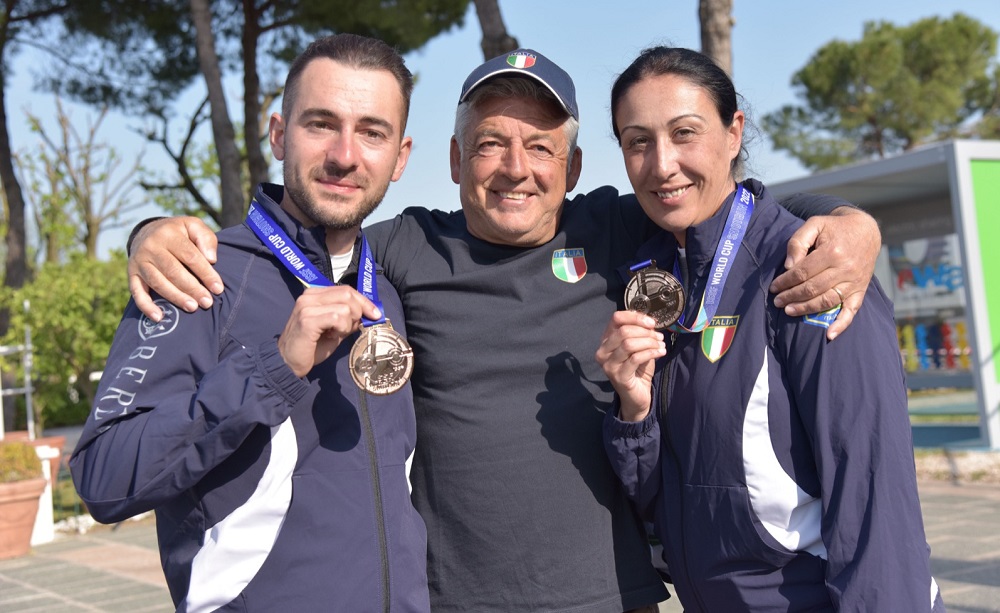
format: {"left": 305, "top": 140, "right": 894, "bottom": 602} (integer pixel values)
{"left": 6, "top": 0, "right": 1000, "bottom": 254}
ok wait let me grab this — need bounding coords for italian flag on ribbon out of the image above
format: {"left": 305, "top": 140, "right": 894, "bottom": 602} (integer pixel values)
{"left": 552, "top": 248, "right": 587, "bottom": 283}
{"left": 507, "top": 52, "right": 536, "bottom": 69}
{"left": 701, "top": 315, "right": 739, "bottom": 363}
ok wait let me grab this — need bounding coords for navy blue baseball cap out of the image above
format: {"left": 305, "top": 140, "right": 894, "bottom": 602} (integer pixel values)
{"left": 459, "top": 49, "right": 579, "bottom": 120}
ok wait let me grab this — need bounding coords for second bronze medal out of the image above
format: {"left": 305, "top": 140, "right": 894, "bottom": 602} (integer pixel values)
{"left": 624, "top": 263, "right": 685, "bottom": 329}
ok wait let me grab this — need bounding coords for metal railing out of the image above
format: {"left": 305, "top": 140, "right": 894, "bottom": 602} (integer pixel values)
{"left": 0, "top": 300, "right": 35, "bottom": 440}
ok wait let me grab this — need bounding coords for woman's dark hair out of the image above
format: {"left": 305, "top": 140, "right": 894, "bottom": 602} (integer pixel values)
{"left": 610, "top": 46, "right": 749, "bottom": 175}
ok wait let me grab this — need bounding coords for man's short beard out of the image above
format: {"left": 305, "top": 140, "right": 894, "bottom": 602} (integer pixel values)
{"left": 284, "top": 169, "right": 389, "bottom": 231}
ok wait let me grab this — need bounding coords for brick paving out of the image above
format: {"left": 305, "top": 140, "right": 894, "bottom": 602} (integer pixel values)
{"left": 2, "top": 480, "right": 997, "bottom": 611}
{"left": 0, "top": 517, "right": 171, "bottom": 612}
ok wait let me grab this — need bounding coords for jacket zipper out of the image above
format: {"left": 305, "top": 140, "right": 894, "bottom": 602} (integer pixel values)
{"left": 660, "top": 333, "right": 710, "bottom": 613}
{"left": 358, "top": 391, "right": 391, "bottom": 613}
{"left": 327, "top": 244, "right": 391, "bottom": 612}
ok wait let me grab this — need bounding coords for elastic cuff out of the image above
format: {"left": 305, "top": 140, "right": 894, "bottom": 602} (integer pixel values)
{"left": 255, "top": 338, "right": 312, "bottom": 406}
{"left": 606, "top": 401, "right": 657, "bottom": 439}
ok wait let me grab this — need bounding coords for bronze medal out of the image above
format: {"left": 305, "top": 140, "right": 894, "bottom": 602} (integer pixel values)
{"left": 625, "top": 263, "right": 685, "bottom": 329}
{"left": 350, "top": 320, "right": 414, "bottom": 395}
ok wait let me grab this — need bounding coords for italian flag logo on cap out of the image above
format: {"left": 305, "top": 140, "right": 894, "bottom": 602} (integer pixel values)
{"left": 507, "top": 52, "right": 536, "bottom": 69}
{"left": 701, "top": 316, "right": 738, "bottom": 363}
{"left": 552, "top": 248, "right": 587, "bottom": 283}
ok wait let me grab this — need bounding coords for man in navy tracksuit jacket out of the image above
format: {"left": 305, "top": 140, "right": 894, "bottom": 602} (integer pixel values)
{"left": 71, "top": 185, "right": 428, "bottom": 612}
{"left": 604, "top": 180, "right": 945, "bottom": 612}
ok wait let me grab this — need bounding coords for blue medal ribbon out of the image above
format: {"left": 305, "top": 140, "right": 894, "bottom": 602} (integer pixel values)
{"left": 246, "top": 201, "right": 333, "bottom": 288}
{"left": 669, "top": 184, "right": 754, "bottom": 334}
{"left": 630, "top": 259, "right": 656, "bottom": 273}
{"left": 245, "top": 201, "right": 386, "bottom": 327}
{"left": 357, "top": 235, "right": 386, "bottom": 327}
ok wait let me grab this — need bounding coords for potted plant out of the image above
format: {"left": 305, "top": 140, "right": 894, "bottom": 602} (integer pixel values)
{"left": 2, "top": 431, "right": 66, "bottom": 486}
{"left": 0, "top": 440, "right": 47, "bottom": 560}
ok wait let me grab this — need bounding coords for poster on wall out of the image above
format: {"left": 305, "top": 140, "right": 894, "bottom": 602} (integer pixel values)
{"left": 877, "top": 234, "right": 972, "bottom": 374}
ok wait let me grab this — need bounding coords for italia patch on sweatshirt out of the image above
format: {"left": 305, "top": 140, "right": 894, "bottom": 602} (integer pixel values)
{"left": 552, "top": 248, "right": 587, "bottom": 283}
{"left": 702, "top": 316, "right": 738, "bottom": 362}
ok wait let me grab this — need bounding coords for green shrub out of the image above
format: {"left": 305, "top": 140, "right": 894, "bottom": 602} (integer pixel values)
{"left": 0, "top": 441, "right": 43, "bottom": 483}
{"left": 52, "top": 472, "right": 86, "bottom": 521}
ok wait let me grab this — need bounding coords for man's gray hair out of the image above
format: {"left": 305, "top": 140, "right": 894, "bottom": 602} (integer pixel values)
{"left": 454, "top": 77, "right": 580, "bottom": 157}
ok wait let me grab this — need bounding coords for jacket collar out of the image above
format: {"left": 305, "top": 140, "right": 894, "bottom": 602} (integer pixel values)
{"left": 251, "top": 183, "right": 369, "bottom": 284}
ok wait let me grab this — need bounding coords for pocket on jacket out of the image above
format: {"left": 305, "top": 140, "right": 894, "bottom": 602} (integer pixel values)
{"left": 679, "top": 484, "right": 798, "bottom": 578}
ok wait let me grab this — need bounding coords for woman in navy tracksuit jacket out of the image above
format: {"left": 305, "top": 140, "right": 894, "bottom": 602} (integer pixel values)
{"left": 71, "top": 184, "right": 428, "bottom": 612}
{"left": 597, "top": 47, "right": 945, "bottom": 612}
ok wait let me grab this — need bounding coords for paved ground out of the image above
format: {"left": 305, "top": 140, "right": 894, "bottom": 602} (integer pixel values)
{"left": 656, "top": 480, "right": 1000, "bottom": 612}
{"left": 920, "top": 482, "right": 1000, "bottom": 613}
{"left": 0, "top": 480, "right": 997, "bottom": 612}
{"left": 5, "top": 402, "right": 997, "bottom": 613}
{"left": 0, "top": 515, "right": 171, "bottom": 612}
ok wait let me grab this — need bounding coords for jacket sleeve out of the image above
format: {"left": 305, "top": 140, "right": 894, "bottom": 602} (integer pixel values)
{"left": 602, "top": 400, "right": 662, "bottom": 521}
{"left": 777, "top": 280, "right": 939, "bottom": 611}
{"left": 69, "top": 298, "right": 312, "bottom": 524}
{"left": 778, "top": 192, "right": 852, "bottom": 219}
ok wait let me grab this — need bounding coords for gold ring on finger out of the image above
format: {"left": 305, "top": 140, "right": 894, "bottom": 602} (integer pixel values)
{"left": 833, "top": 286, "right": 845, "bottom": 305}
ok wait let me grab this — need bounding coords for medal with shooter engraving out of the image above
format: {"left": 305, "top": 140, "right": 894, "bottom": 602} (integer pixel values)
{"left": 350, "top": 323, "right": 413, "bottom": 395}
{"left": 625, "top": 260, "right": 685, "bottom": 329}
{"left": 350, "top": 236, "right": 413, "bottom": 395}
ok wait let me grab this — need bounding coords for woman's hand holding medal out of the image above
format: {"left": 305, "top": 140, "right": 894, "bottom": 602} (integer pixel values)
{"left": 595, "top": 311, "right": 667, "bottom": 423}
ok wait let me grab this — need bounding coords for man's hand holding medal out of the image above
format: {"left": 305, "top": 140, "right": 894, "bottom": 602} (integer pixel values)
{"left": 278, "top": 286, "right": 384, "bottom": 378}
{"left": 247, "top": 204, "right": 413, "bottom": 395}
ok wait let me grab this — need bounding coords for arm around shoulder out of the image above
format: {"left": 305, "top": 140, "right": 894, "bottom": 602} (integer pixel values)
{"left": 771, "top": 202, "right": 881, "bottom": 340}
{"left": 128, "top": 216, "right": 222, "bottom": 321}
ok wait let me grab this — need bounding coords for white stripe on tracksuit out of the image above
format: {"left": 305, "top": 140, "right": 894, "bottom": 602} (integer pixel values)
{"left": 186, "top": 419, "right": 297, "bottom": 612}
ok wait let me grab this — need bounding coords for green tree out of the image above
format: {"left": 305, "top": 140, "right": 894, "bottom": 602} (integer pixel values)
{"left": 18, "top": 99, "right": 144, "bottom": 260}
{"left": 139, "top": 106, "right": 262, "bottom": 225}
{"left": 699, "top": 0, "right": 733, "bottom": 75}
{"left": 0, "top": 0, "right": 69, "bottom": 336}
{"left": 188, "top": 0, "right": 243, "bottom": 227}
{"left": 472, "top": 0, "right": 517, "bottom": 60}
{"left": 763, "top": 13, "right": 1000, "bottom": 171}
{"left": 12, "top": 139, "right": 74, "bottom": 265}
{"left": 0, "top": 251, "right": 130, "bottom": 433}
{"left": 48, "top": 0, "right": 469, "bottom": 227}
{"left": 967, "top": 63, "right": 1000, "bottom": 139}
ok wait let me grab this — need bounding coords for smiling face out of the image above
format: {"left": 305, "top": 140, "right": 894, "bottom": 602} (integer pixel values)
{"left": 450, "top": 95, "right": 582, "bottom": 247}
{"left": 615, "top": 73, "right": 743, "bottom": 245}
{"left": 270, "top": 58, "right": 412, "bottom": 242}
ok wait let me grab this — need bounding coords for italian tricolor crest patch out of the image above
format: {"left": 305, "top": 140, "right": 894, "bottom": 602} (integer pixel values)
{"left": 701, "top": 316, "right": 738, "bottom": 363}
{"left": 552, "top": 248, "right": 587, "bottom": 283}
{"left": 507, "top": 52, "right": 536, "bottom": 69}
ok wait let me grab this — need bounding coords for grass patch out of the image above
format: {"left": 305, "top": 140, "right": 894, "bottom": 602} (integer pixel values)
{"left": 909, "top": 414, "right": 980, "bottom": 424}
{"left": 52, "top": 468, "right": 86, "bottom": 521}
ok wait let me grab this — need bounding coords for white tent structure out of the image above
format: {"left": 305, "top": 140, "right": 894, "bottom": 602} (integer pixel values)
{"left": 771, "top": 140, "right": 1000, "bottom": 450}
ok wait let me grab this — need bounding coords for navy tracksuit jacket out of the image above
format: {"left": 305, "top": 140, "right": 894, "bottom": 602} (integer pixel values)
{"left": 605, "top": 180, "right": 945, "bottom": 612}
{"left": 71, "top": 184, "right": 429, "bottom": 612}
